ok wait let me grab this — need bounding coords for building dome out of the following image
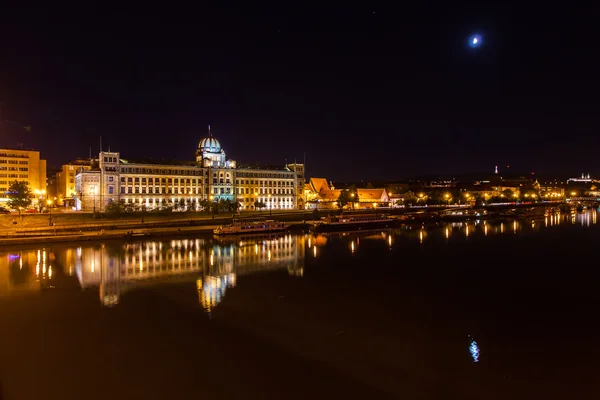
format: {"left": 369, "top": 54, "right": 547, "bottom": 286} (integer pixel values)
{"left": 198, "top": 137, "right": 221, "bottom": 153}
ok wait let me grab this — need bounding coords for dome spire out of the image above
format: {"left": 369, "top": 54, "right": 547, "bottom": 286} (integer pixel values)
{"left": 208, "top": 124, "right": 211, "bottom": 137}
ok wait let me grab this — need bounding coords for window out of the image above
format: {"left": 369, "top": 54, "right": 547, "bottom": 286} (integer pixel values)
{"left": 108, "top": 186, "right": 114, "bottom": 194}
{"left": 121, "top": 187, "right": 125, "bottom": 194}
{"left": 108, "top": 176, "right": 114, "bottom": 182}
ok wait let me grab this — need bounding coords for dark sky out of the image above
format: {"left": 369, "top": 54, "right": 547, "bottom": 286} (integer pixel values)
{"left": 1, "top": 2, "right": 599, "bottom": 180}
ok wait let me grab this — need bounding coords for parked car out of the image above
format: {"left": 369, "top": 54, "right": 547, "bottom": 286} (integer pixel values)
{"left": 0, "top": 207, "right": 10, "bottom": 214}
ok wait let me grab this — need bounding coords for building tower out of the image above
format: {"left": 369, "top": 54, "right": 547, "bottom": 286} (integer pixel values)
{"left": 195, "top": 125, "right": 236, "bottom": 202}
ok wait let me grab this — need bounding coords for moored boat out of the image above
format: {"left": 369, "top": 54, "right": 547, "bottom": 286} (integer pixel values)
{"left": 312, "top": 213, "right": 396, "bottom": 232}
{"left": 213, "top": 220, "right": 289, "bottom": 235}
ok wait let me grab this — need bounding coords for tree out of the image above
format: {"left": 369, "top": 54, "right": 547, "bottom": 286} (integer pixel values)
{"left": 254, "top": 200, "right": 266, "bottom": 211}
{"left": 199, "top": 199, "right": 211, "bottom": 211}
{"left": 502, "top": 189, "right": 516, "bottom": 200}
{"left": 173, "top": 199, "right": 182, "bottom": 211}
{"left": 7, "top": 181, "right": 32, "bottom": 215}
{"left": 336, "top": 189, "right": 352, "bottom": 209}
{"left": 106, "top": 199, "right": 125, "bottom": 214}
{"left": 403, "top": 190, "right": 418, "bottom": 207}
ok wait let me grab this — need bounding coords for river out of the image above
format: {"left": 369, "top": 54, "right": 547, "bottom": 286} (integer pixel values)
{"left": 0, "top": 209, "right": 598, "bottom": 399}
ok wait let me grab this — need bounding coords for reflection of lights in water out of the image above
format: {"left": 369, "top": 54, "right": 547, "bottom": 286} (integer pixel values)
{"left": 419, "top": 230, "right": 423, "bottom": 243}
{"left": 139, "top": 259, "right": 143, "bottom": 271}
{"left": 197, "top": 274, "right": 237, "bottom": 313}
{"left": 593, "top": 211, "right": 597, "bottom": 224}
{"left": 484, "top": 224, "right": 488, "bottom": 236}
{"left": 189, "top": 251, "right": 193, "bottom": 263}
{"left": 513, "top": 220, "right": 517, "bottom": 234}
{"left": 388, "top": 235, "right": 392, "bottom": 247}
{"left": 500, "top": 222, "right": 504, "bottom": 233}
{"left": 268, "top": 249, "right": 272, "bottom": 261}
{"left": 91, "top": 259, "right": 95, "bottom": 273}
{"left": 313, "top": 246, "right": 317, "bottom": 257}
{"left": 48, "top": 266, "right": 52, "bottom": 279}
{"left": 19, "top": 257, "right": 22, "bottom": 270}
{"left": 102, "top": 294, "right": 119, "bottom": 308}
{"left": 465, "top": 225, "right": 469, "bottom": 238}
{"left": 545, "top": 216, "right": 548, "bottom": 227}
{"left": 255, "top": 244, "right": 259, "bottom": 255}
{"left": 350, "top": 241, "right": 355, "bottom": 254}
{"left": 210, "top": 253, "right": 214, "bottom": 266}
{"left": 469, "top": 336, "right": 480, "bottom": 363}
{"left": 307, "top": 237, "right": 312, "bottom": 248}
{"left": 445, "top": 227, "right": 449, "bottom": 239}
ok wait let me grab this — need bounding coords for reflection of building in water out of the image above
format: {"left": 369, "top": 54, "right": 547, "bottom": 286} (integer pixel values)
{"left": 197, "top": 274, "right": 236, "bottom": 313}
{"left": 0, "top": 234, "right": 305, "bottom": 308}
{"left": 197, "top": 234, "right": 306, "bottom": 311}
{"left": 67, "top": 235, "right": 306, "bottom": 309}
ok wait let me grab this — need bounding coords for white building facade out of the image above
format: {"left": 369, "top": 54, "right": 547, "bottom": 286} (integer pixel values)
{"left": 75, "top": 130, "right": 304, "bottom": 212}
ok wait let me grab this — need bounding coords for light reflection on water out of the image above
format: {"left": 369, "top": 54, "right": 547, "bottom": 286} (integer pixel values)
{"left": 0, "top": 209, "right": 597, "bottom": 311}
{"left": 0, "top": 234, "right": 306, "bottom": 311}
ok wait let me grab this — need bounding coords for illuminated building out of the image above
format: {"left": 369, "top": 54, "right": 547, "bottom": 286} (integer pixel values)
{"left": 235, "top": 164, "right": 303, "bottom": 210}
{"left": 303, "top": 177, "right": 390, "bottom": 209}
{"left": 567, "top": 173, "right": 596, "bottom": 184}
{"left": 0, "top": 148, "right": 47, "bottom": 207}
{"left": 74, "top": 127, "right": 304, "bottom": 211}
{"left": 56, "top": 159, "right": 92, "bottom": 206}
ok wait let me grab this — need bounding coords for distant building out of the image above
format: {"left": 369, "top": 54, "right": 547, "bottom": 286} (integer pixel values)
{"left": 567, "top": 173, "right": 597, "bottom": 184}
{"left": 0, "top": 148, "right": 47, "bottom": 207}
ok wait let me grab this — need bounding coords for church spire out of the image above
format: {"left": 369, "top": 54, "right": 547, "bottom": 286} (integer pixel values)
{"left": 208, "top": 124, "right": 211, "bottom": 137}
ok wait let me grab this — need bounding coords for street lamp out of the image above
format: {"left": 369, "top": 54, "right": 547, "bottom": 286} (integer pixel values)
{"left": 46, "top": 199, "right": 54, "bottom": 226}
{"left": 268, "top": 194, "right": 272, "bottom": 216}
{"left": 34, "top": 189, "right": 46, "bottom": 212}
{"left": 209, "top": 195, "right": 215, "bottom": 219}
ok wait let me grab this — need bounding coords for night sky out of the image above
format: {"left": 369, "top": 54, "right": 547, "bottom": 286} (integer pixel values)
{"left": 1, "top": 3, "right": 599, "bottom": 180}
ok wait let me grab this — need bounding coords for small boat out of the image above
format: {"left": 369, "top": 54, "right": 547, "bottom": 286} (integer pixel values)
{"left": 214, "top": 220, "right": 289, "bottom": 235}
{"left": 312, "top": 213, "right": 396, "bottom": 232}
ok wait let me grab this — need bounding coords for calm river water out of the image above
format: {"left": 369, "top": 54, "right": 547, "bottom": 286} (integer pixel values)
{"left": 0, "top": 210, "right": 598, "bottom": 399}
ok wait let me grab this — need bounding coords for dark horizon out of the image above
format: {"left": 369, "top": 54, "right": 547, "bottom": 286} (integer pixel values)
{"left": 1, "top": 3, "right": 600, "bottom": 181}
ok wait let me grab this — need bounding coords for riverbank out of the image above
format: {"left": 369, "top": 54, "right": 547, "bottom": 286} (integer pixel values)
{"left": 0, "top": 202, "right": 563, "bottom": 247}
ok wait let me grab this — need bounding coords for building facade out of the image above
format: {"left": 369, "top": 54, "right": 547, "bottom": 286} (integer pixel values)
{"left": 56, "top": 160, "right": 92, "bottom": 206}
{"left": 0, "top": 148, "right": 47, "bottom": 207}
{"left": 75, "top": 130, "right": 304, "bottom": 212}
{"left": 303, "top": 177, "right": 390, "bottom": 210}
